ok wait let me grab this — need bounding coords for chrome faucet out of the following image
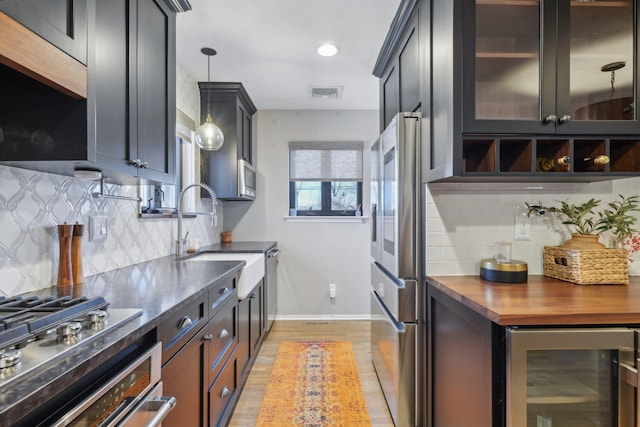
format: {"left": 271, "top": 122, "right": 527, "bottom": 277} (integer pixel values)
{"left": 176, "top": 182, "right": 217, "bottom": 257}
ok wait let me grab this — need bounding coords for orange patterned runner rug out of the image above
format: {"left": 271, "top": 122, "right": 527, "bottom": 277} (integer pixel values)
{"left": 256, "top": 340, "right": 372, "bottom": 426}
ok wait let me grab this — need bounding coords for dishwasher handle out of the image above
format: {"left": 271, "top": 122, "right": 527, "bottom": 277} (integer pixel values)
{"left": 267, "top": 249, "right": 280, "bottom": 259}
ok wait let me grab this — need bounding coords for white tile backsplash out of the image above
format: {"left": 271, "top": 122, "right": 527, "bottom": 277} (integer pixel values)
{"left": 0, "top": 164, "right": 222, "bottom": 296}
{"left": 426, "top": 178, "right": 640, "bottom": 276}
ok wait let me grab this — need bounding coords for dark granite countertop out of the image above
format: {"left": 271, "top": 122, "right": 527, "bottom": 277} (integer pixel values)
{"left": 0, "top": 249, "right": 260, "bottom": 425}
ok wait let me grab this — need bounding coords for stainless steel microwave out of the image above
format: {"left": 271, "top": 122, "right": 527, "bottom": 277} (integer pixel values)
{"left": 238, "top": 159, "right": 256, "bottom": 200}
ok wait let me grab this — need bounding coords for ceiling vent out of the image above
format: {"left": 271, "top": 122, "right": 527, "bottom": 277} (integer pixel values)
{"left": 309, "top": 86, "right": 344, "bottom": 99}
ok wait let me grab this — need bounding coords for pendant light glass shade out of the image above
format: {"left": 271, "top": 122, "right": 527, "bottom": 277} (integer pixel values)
{"left": 195, "top": 114, "right": 224, "bottom": 150}
{"left": 196, "top": 47, "right": 224, "bottom": 151}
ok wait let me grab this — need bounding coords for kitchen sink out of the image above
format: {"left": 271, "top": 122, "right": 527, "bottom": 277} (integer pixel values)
{"left": 187, "top": 253, "right": 265, "bottom": 300}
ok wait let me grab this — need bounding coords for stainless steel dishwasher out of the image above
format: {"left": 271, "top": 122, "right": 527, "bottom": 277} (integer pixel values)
{"left": 265, "top": 247, "right": 279, "bottom": 332}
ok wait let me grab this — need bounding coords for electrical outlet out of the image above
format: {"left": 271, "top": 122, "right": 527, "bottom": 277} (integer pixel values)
{"left": 329, "top": 283, "right": 337, "bottom": 299}
{"left": 89, "top": 216, "right": 108, "bottom": 241}
{"left": 514, "top": 214, "right": 530, "bottom": 241}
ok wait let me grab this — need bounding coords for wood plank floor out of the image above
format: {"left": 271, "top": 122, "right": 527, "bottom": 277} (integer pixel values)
{"left": 228, "top": 320, "right": 395, "bottom": 426}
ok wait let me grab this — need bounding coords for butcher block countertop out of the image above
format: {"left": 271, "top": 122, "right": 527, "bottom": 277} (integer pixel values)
{"left": 426, "top": 275, "right": 640, "bottom": 326}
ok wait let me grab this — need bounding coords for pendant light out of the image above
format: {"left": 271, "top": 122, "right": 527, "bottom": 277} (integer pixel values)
{"left": 195, "top": 47, "right": 224, "bottom": 151}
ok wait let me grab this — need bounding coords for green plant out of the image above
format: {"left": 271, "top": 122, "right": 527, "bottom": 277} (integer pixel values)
{"left": 525, "top": 194, "right": 639, "bottom": 240}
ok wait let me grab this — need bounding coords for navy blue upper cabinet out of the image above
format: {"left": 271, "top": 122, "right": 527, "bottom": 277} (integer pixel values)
{"left": 462, "top": 0, "right": 639, "bottom": 136}
{"left": 426, "top": 0, "right": 640, "bottom": 182}
{"left": 0, "top": 0, "right": 88, "bottom": 64}
{"left": 88, "top": 0, "right": 176, "bottom": 184}
{"left": 373, "top": 0, "right": 423, "bottom": 132}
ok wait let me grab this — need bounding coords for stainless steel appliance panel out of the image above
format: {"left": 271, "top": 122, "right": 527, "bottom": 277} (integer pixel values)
{"left": 506, "top": 328, "right": 635, "bottom": 427}
{"left": 371, "top": 290, "right": 416, "bottom": 427}
{"left": 370, "top": 138, "right": 382, "bottom": 262}
{"left": 51, "top": 343, "right": 175, "bottom": 427}
{"left": 372, "top": 261, "right": 416, "bottom": 323}
{"left": 237, "top": 159, "right": 256, "bottom": 200}
{"left": 379, "top": 113, "right": 421, "bottom": 279}
{"left": 264, "top": 248, "right": 279, "bottom": 332}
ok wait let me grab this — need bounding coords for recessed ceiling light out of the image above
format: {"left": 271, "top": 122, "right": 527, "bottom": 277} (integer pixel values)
{"left": 317, "top": 43, "right": 340, "bottom": 57}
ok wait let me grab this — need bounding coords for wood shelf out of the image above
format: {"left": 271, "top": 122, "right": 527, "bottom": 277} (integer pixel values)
{"left": 527, "top": 371, "right": 602, "bottom": 405}
{"left": 461, "top": 136, "right": 640, "bottom": 177}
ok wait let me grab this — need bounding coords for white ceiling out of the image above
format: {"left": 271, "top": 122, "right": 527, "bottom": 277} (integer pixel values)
{"left": 176, "top": 0, "right": 401, "bottom": 111}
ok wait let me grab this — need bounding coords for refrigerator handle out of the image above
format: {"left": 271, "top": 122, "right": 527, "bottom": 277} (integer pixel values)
{"left": 371, "top": 203, "right": 377, "bottom": 242}
{"left": 618, "top": 360, "right": 638, "bottom": 426}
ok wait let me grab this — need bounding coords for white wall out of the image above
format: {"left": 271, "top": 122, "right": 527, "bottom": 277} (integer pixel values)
{"left": 426, "top": 178, "right": 640, "bottom": 276}
{"left": 224, "top": 110, "right": 379, "bottom": 319}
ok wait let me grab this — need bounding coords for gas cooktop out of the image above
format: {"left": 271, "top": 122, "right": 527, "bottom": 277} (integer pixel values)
{"left": 0, "top": 295, "right": 141, "bottom": 387}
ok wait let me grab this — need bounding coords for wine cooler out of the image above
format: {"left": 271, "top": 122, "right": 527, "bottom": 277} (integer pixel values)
{"left": 506, "top": 327, "right": 639, "bottom": 427}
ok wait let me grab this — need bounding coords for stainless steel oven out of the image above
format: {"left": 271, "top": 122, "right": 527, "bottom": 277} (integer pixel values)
{"left": 51, "top": 343, "right": 175, "bottom": 426}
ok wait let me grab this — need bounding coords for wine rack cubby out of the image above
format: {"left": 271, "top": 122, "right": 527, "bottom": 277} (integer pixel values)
{"left": 461, "top": 136, "right": 640, "bottom": 178}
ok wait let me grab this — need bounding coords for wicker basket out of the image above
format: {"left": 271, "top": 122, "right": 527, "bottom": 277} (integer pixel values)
{"left": 543, "top": 246, "right": 629, "bottom": 285}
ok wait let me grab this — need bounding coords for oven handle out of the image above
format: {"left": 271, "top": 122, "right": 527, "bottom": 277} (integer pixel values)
{"left": 371, "top": 290, "right": 404, "bottom": 333}
{"left": 141, "top": 396, "right": 177, "bottom": 427}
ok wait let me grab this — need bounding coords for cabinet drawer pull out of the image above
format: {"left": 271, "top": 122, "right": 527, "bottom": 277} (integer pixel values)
{"left": 178, "top": 316, "right": 193, "bottom": 330}
{"left": 202, "top": 334, "right": 214, "bottom": 342}
{"left": 220, "top": 386, "right": 230, "bottom": 399}
{"left": 218, "top": 329, "right": 229, "bottom": 339}
{"left": 219, "top": 287, "right": 229, "bottom": 295}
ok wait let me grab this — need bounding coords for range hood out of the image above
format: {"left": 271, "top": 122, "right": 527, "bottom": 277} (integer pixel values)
{"left": 0, "top": 11, "right": 87, "bottom": 99}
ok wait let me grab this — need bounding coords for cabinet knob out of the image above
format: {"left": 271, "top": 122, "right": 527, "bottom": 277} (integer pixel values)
{"left": 177, "top": 316, "right": 193, "bottom": 330}
{"left": 219, "top": 287, "right": 229, "bottom": 295}
{"left": 250, "top": 292, "right": 256, "bottom": 299}
{"left": 202, "top": 334, "right": 214, "bottom": 341}
{"left": 140, "top": 161, "right": 149, "bottom": 169}
{"left": 220, "top": 386, "right": 231, "bottom": 399}
{"left": 558, "top": 115, "right": 572, "bottom": 124}
{"left": 543, "top": 115, "right": 557, "bottom": 124}
{"left": 218, "top": 329, "right": 229, "bottom": 339}
{"left": 128, "top": 159, "right": 142, "bottom": 167}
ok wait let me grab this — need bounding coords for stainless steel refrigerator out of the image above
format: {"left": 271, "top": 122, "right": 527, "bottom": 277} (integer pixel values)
{"left": 370, "top": 112, "right": 422, "bottom": 427}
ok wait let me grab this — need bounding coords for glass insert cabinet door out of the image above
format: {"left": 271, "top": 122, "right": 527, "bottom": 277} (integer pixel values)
{"left": 468, "top": 0, "right": 639, "bottom": 134}
{"left": 506, "top": 328, "right": 635, "bottom": 427}
{"left": 562, "top": 0, "right": 635, "bottom": 123}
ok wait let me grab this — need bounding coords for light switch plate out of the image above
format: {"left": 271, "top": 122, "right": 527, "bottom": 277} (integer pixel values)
{"left": 89, "top": 216, "right": 108, "bottom": 241}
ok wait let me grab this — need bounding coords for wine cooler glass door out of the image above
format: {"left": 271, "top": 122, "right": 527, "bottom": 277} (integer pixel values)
{"left": 506, "top": 328, "right": 635, "bottom": 427}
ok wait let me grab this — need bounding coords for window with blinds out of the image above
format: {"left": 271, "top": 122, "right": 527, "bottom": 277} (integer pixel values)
{"left": 289, "top": 141, "right": 363, "bottom": 216}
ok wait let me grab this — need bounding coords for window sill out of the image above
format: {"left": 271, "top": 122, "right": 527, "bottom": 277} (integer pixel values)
{"left": 284, "top": 216, "right": 369, "bottom": 223}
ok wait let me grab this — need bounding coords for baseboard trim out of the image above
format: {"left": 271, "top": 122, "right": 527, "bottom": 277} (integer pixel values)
{"left": 275, "top": 314, "right": 372, "bottom": 321}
